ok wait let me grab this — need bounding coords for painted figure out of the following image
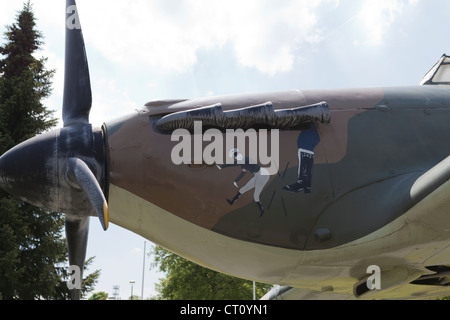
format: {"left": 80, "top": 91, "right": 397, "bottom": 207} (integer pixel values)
{"left": 217, "top": 149, "right": 270, "bottom": 216}
{"left": 283, "top": 123, "right": 320, "bottom": 194}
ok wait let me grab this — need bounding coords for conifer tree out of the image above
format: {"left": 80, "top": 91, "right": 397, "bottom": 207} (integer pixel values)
{"left": 0, "top": 1, "right": 89, "bottom": 300}
{"left": 0, "top": 1, "right": 56, "bottom": 147}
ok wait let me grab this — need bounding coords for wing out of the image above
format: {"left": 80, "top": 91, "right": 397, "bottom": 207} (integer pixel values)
{"left": 261, "top": 286, "right": 353, "bottom": 300}
{"left": 262, "top": 283, "right": 450, "bottom": 300}
{"left": 263, "top": 157, "right": 450, "bottom": 300}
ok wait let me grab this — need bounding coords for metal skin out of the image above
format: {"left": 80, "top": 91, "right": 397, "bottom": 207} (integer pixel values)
{"left": 106, "top": 84, "right": 450, "bottom": 299}
{"left": 1, "top": 0, "right": 450, "bottom": 300}
{"left": 109, "top": 85, "right": 450, "bottom": 251}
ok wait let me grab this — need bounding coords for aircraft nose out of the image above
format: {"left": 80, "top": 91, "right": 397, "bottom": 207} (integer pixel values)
{"left": 0, "top": 130, "right": 59, "bottom": 210}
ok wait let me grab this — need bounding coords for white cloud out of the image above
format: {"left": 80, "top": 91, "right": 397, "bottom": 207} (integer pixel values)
{"left": 228, "top": 0, "right": 325, "bottom": 75}
{"left": 75, "top": 0, "right": 335, "bottom": 75}
{"left": 0, "top": 0, "right": 341, "bottom": 75}
{"left": 357, "top": 0, "right": 420, "bottom": 45}
{"left": 89, "top": 77, "right": 141, "bottom": 127}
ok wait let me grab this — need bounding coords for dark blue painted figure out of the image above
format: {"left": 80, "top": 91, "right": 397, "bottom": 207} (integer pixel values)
{"left": 283, "top": 123, "right": 320, "bottom": 194}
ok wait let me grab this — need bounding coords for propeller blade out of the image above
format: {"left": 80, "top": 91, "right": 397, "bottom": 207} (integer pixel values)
{"left": 65, "top": 158, "right": 109, "bottom": 231}
{"left": 65, "top": 215, "right": 89, "bottom": 300}
{"left": 63, "top": 0, "right": 92, "bottom": 127}
{"left": 0, "top": 0, "right": 106, "bottom": 301}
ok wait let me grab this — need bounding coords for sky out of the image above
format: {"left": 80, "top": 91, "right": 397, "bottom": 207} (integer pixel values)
{"left": 1, "top": 0, "right": 450, "bottom": 299}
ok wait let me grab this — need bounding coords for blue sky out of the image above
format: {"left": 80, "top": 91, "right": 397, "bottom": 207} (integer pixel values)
{"left": 1, "top": 0, "right": 450, "bottom": 299}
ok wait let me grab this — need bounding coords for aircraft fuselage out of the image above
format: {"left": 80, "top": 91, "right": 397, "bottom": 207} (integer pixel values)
{"left": 104, "top": 85, "right": 450, "bottom": 291}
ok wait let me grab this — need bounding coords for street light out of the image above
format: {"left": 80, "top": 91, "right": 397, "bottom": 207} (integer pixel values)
{"left": 130, "top": 280, "right": 135, "bottom": 300}
{"left": 141, "top": 241, "right": 146, "bottom": 300}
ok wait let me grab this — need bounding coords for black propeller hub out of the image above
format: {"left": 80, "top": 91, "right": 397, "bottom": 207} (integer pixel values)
{"left": 0, "top": 125, "right": 107, "bottom": 217}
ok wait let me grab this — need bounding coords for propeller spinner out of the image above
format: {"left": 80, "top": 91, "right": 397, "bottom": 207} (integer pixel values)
{"left": 0, "top": 0, "right": 108, "bottom": 299}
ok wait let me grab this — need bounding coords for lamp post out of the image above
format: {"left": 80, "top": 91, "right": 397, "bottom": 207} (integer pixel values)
{"left": 141, "top": 241, "right": 146, "bottom": 300}
{"left": 130, "top": 280, "right": 135, "bottom": 300}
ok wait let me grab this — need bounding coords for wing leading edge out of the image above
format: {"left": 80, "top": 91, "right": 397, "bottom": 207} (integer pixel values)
{"left": 262, "top": 157, "right": 450, "bottom": 300}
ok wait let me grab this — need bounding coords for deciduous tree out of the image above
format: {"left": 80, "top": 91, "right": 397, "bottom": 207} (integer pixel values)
{"left": 151, "top": 246, "right": 271, "bottom": 300}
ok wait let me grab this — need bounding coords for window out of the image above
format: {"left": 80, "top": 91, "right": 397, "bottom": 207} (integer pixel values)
{"left": 420, "top": 55, "right": 450, "bottom": 85}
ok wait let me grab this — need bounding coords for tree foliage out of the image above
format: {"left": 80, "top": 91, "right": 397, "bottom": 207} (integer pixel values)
{"left": 0, "top": 2, "right": 56, "bottom": 147}
{"left": 0, "top": 1, "right": 99, "bottom": 300}
{"left": 151, "top": 246, "right": 271, "bottom": 300}
{"left": 89, "top": 291, "right": 108, "bottom": 301}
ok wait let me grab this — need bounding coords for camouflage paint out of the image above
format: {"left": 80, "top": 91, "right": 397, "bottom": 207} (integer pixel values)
{"left": 104, "top": 85, "right": 450, "bottom": 251}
